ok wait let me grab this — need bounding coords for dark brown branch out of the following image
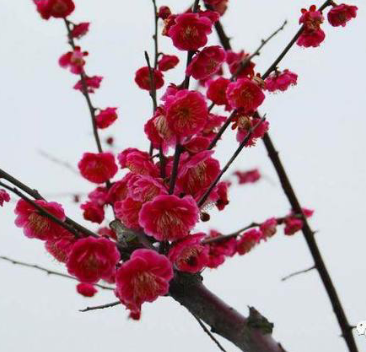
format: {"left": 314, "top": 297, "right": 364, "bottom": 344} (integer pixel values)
{"left": 208, "top": 111, "right": 236, "bottom": 150}
{"left": 170, "top": 274, "right": 286, "bottom": 352}
{"left": 0, "top": 256, "right": 114, "bottom": 291}
{"left": 198, "top": 117, "right": 266, "bottom": 207}
{"left": 281, "top": 266, "right": 316, "bottom": 282}
{"left": 80, "top": 301, "right": 121, "bottom": 313}
{"left": 168, "top": 144, "right": 183, "bottom": 194}
{"left": 144, "top": 51, "right": 158, "bottom": 112}
{"left": 191, "top": 313, "right": 228, "bottom": 352}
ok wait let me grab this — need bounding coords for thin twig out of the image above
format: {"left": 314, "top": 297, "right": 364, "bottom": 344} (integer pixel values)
{"left": 0, "top": 256, "right": 114, "bottom": 290}
{"left": 79, "top": 301, "right": 121, "bottom": 313}
{"left": 191, "top": 312, "right": 228, "bottom": 352}
{"left": 169, "top": 144, "right": 183, "bottom": 194}
{"left": 198, "top": 117, "right": 266, "bottom": 207}
{"left": 208, "top": 111, "right": 236, "bottom": 150}
{"left": 281, "top": 266, "right": 316, "bottom": 282}
{"left": 38, "top": 150, "right": 79, "bottom": 176}
{"left": 144, "top": 51, "right": 158, "bottom": 111}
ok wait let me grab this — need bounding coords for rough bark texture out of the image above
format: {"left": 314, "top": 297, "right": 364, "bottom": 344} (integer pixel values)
{"left": 170, "top": 273, "right": 287, "bottom": 352}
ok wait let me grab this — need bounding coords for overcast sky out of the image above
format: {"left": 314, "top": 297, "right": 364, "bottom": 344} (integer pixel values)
{"left": 0, "top": 0, "right": 365, "bottom": 351}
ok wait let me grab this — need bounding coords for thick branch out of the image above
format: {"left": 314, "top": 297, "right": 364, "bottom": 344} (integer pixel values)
{"left": 170, "top": 274, "right": 286, "bottom": 352}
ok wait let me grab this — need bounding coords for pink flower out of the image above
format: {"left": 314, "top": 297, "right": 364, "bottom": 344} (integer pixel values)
{"left": 108, "top": 173, "right": 135, "bottom": 204}
{"left": 168, "top": 13, "right": 213, "bottom": 51}
{"left": 226, "top": 50, "right": 256, "bottom": 79}
{"left": 265, "top": 70, "right": 298, "bottom": 92}
{"left": 236, "top": 229, "right": 262, "bottom": 255}
{"left": 88, "top": 186, "right": 109, "bottom": 207}
{"left": 158, "top": 6, "right": 171, "bottom": 20}
{"left": 74, "top": 75, "right": 103, "bottom": 93}
{"left": 206, "top": 230, "right": 236, "bottom": 268}
{"left": 71, "top": 22, "right": 90, "bottom": 39}
{"left": 81, "top": 201, "right": 105, "bottom": 224}
{"left": 128, "top": 175, "right": 167, "bottom": 202}
{"left": 95, "top": 108, "right": 118, "bottom": 129}
{"left": 0, "top": 189, "right": 10, "bottom": 206}
{"left": 67, "top": 237, "right": 120, "bottom": 284}
{"left": 59, "top": 47, "right": 88, "bottom": 75}
{"left": 328, "top": 4, "right": 357, "bottom": 27}
{"left": 98, "top": 227, "right": 117, "bottom": 240}
{"left": 234, "top": 169, "right": 261, "bottom": 185}
{"left": 158, "top": 55, "right": 179, "bottom": 72}
{"left": 235, "top": 116, "right": 269, "bottom": 146}
{"left": 135, "top": 67, "right": 164, "bottom": 91}
{"left": 168, "top": 233, "right": 209, "bottom": 273}
{"left": 226, "top": 78, "right": 265, "bottom": 113}
{"left": 15, "top": 199, "right": 66, "bottom": 240}
{"left": 215, "top": 181, "right": 229, "bottom": 211}
{"left": 139, "top": 195, "right": 199, "bottom": 242}
{"left": 186, "top": 46, "right": 226, "bottom": 80}
{"left": 33, "top": 0, "right": 75, "bottom": 20}
{"left": 284, "top": 217, "right": 303, "bottom": 236}
{"left": 165, "top": 90, "right": 208, "bottom": 138}
{"left": 115, "top": 249, "right": 173, "bottom": 314}
{"left": 297, "top": 6, "right": 325, "bottom": 48}
{"left": 207, "top": 0, "right": 228, "bottom": 16}
{"left": 78, "top": 152, "right": 118, "bottom": 184}
{"left": 260, "top": 218, "right": 278, "bottom": 240}
{"left": 45, "top": 233, "right": 75, "bottom": 263}
{"left": 206, "top": 77, "right": 230, "bottom": 107}
{"left": 183, "top": 136, "right": 211, "bottom": 154}
{"left": 117, "top": 148, "right": 159, "bottom": 177}
{"left": 115, "top": 197, "right": 143, "bottom": 230}
{"left": 76, "top": 283, "right": 98, "bottom": 297}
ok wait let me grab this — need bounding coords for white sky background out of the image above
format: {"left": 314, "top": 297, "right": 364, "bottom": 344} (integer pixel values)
{"left": 0, "top": 0, "right": 365, "bottom": 351}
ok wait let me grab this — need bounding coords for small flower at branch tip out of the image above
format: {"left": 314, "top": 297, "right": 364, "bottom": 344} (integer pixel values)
{"left": 135, "top": 67, "right": 164, "bottom": 91}
{"left": 260, "top": 218, "right": 278, "bottom": 241}
{"left": 33, "top": 0, "right": 75, "bottom": 20}
{"left": 59, "top": 47, "right": 88, "bottom": 75}
{"left": 227, "top": 50, "right": 256, "bottom": 79}
{"left": 115, "top": 249, "right": 173, "bottom": 314}
{"left": 327, "top": 4, "right": 358, "bottom": 27}
{"left": 168, "top": 13, "right": 213, "bottom": 51}
{"left": 81, "top": 201, "right": 105, "bottom": 224}
{"left": 139, "top": 194, "right": 199, "bottom": 242}
{"left": 74, "top": 75, "right": 103, "bottom": 93}
{"left": 206, "top": 77, "right": 231, "bottom": 109}
{"left": 236, "top": 229, "right": 262, "bottom": 255}
{"left": 78, "top": 152, "right": 118, "bottom": 184}
{"left": 186, "top": 45, "right": 226, "bottom": 80}
{"left": 233, "top": 169, "right": 261, "bottom": 185}
{"left": 67, "top": 237, "right": 120, "bottom": 284}
{"left": 158, "top": 54, "right": 179, "bottom": 72}
{"left": 76, "top": 283, "right": 98, "bottom": 298}
{"left": 71, "top": 22, "right": 90, "bottom": 39}
{"left": 0, "top": 189, "right": 10, "bottom": 207}
{"left": 158, "top": 6, "right": 171, "bottom": 20}
{"left": 168, "top": 233, "right": 209, "bottom": 273}
{"left": 15, "top": 199, "right": 66, "bottom": 240}
{"left": 95, "top": 108, "right": 118, "bottom": 129}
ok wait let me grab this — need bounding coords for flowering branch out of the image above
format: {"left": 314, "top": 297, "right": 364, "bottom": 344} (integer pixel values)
{"left": 0, "top": 256, "right": 114, "bottom": 290}
{"left": 79, "top": 301, "right": 121, "bottom": 313}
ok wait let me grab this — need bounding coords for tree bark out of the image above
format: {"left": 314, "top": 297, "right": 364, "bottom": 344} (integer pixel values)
{"left": 170, "top": 274, "right": 287, "bottom": 352}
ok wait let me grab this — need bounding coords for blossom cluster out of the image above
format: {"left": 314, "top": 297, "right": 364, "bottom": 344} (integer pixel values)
{"left": 14, "top": 0, "right": 356, "bottom": 320}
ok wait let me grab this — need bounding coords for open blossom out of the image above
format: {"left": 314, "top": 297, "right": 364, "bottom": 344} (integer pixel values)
{"left": 74, "top": 75, "right": 103, "bottom": 93}
{"left": 15, "top": 199, "right": 66, "bottom": 240}
{"left": 168, "top": 13, "right": 213, "bottom": 51}
{"left": 165, "top": 90, "right": 208, "bottom": 138}
{"left": 67, "top": 237, "right": 120, "bottom": 284}
{"left": 236, "top": 229, "right": 262, "bottom": 255}
{"left": 46, "top": 234, "right": 75, "bottom": 263}
{"left": 186, "top": 46, "right": 226, "bottom": 80}
{"left": 327, "top": 4, "right": 358, "bottom": 27}
{"left": 118, "top": 148, "right": 159, "bottom": 177}
{"left": 0, "top": 189, "right": 10, "bottom": 207}
{"left": 139, "top": 195, "right": 199, "bottom": 242}
{"left": 227, "top": 50, "right": 256, "bottom": 79}
{"left": 33, "top": 0, "right": 75, "bottom": 20}
{"left": 206, "top": 77, "right": 230, "bottom": 107}
{"left": 115, "top": 197, "right": 143, "bottom": 230}
{"left": 115, "top": 249, "right": 173, "bottom": 315}
{"left": 127, "top": 175, "right": 167, "bottom": 202}
{"left": 71, "top": 22, "right": 90, "bottom": 39}
{"left": 81, "top": 201, "right": 105, "bottom": 224}
{"left": 260, "top": 218, "right": 278, "bottom": 240}
{"left": 76, "top": 283, "right": 98, "bottom": 297}
{"left": 59, "top": 47, "right": 88, "bottom": 75}
{"left": 135, "top": 67, "right": 164, "bottom": 91}
{"left": 78, "top": 152, "right": 118, "bottom": 184}
{"left": 158, "top": 55, "right": 179, "bottom": 72}
{"left": 297, "top": 6, "right": 325, "bottom": 48}
{"left": 107, "top": 173, "right": 135, "bottom": 205}
{"left": 234, "top": 169, "right": 261, "bottom": 185}
{"left": 235, "top": 116, "right": 269, "bottom": 146}
{"left": 168, "top": 233, "right": 209, "bottom": 273}
{"left": 265, "top": 70, "right": 298, "bottom": 92}
{"left": 95, "top": 108, "right": 118, "bottom": 129}
{"left": 226, "top": 78, "right": 265, "bottom": 113}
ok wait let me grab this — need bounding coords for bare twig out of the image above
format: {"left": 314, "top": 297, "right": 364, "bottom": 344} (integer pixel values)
{"left": 191, "top": 313, "right": 229, "bottom": 352}
{"left": 0, "top": 256, "right": 114, "bottom": 291}
{"left": 281, "top": 266, "right": 316, "bottom": 282}
{"left": 79, "top": 301, "right": 121, "bottom": 313}
{"left": 38, "top": 150, "right": 79, "bottom": 176}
